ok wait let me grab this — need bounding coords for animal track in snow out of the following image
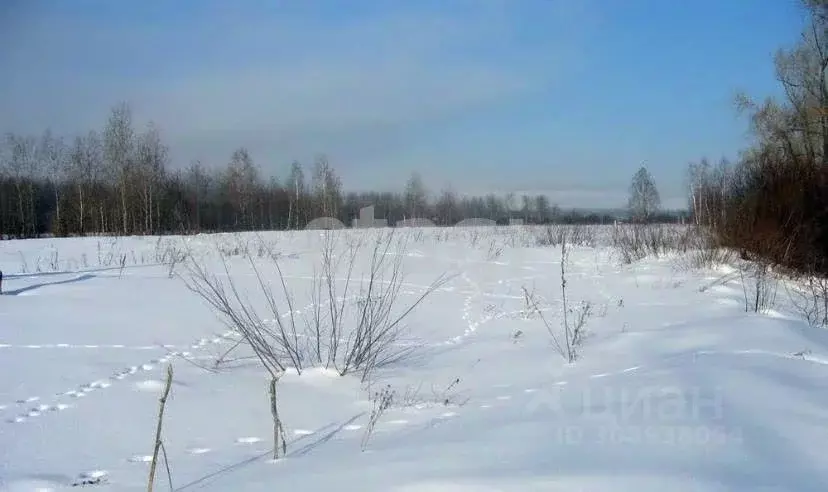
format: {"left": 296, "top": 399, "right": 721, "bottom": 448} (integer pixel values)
{"left": 0, "top": 330, "right": 238, "bottom": 426}
{"left": 106, "top": 340, "right": 828, "bottom": 476}
{"left": 5, "top": 402, "right": 70, "bottom": 423}
{"left": 128, "top": 418, "right": 369, "bottom": 468}
{"left": 0, "top": 342, "right": 185, "bottom": 350}
{"left": 442, "top": 269, "right": 490, "bottom": 346}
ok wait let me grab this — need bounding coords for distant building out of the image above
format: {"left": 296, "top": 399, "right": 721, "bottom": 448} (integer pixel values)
{"left": 353, "top": 206, "right": 388, "bottom": 228}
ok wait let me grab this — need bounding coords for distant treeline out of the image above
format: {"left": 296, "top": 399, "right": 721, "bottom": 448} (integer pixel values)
{"left": 0, "top": 104, "right": 684, "bottom": 239}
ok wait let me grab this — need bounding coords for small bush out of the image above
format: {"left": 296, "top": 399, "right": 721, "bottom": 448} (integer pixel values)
{"left": 534, "top": 224, "right": 596, "bottom": 248}
{"left": 787, "top": 274, "right": 828, "bottom": 328}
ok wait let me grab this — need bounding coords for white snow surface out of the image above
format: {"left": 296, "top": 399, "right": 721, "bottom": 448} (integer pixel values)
{"left": 1, "top": 227, "right": 828, "bottom": 491}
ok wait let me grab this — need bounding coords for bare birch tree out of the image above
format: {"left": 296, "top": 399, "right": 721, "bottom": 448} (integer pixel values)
{"left": 628, "top": 166, "right": 661, "bottom": 223}
{"left": 104, "top": 103, "right": 136, "bottom": 235}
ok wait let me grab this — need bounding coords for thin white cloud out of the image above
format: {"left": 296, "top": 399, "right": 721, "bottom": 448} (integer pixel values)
{"left": 2, "top": 2, "right": 590, "bottom": 125}
{"left": 0, "top": 0, "right": 600, "bottom": 196}
{"left": 141, "top": 61, "right": 535, "bottom": 139}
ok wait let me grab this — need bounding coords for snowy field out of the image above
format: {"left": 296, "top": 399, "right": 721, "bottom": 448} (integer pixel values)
{"left": 2, "top": 226, "right": 828, "bottom": 491}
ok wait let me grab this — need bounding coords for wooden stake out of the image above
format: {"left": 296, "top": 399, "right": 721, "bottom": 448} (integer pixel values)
{"left": 148, "top": 365, "right": 173, "bottom": 492}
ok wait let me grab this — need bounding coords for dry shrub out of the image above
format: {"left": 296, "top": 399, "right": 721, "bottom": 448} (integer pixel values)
{"left": 697, "top": 155, "right": 828, "bottom": 277}
{"left": 611, "top": 224, "right": 701, "bottom": 264}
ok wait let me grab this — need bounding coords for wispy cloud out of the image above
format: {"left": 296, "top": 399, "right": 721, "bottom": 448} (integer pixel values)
{"left": 1, "top": 1, "right": 590, "bottom": 149}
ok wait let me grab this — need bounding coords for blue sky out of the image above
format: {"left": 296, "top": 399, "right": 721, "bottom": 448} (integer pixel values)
{"left": 0, "top": 0, "right": 808, "bottom": 208}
